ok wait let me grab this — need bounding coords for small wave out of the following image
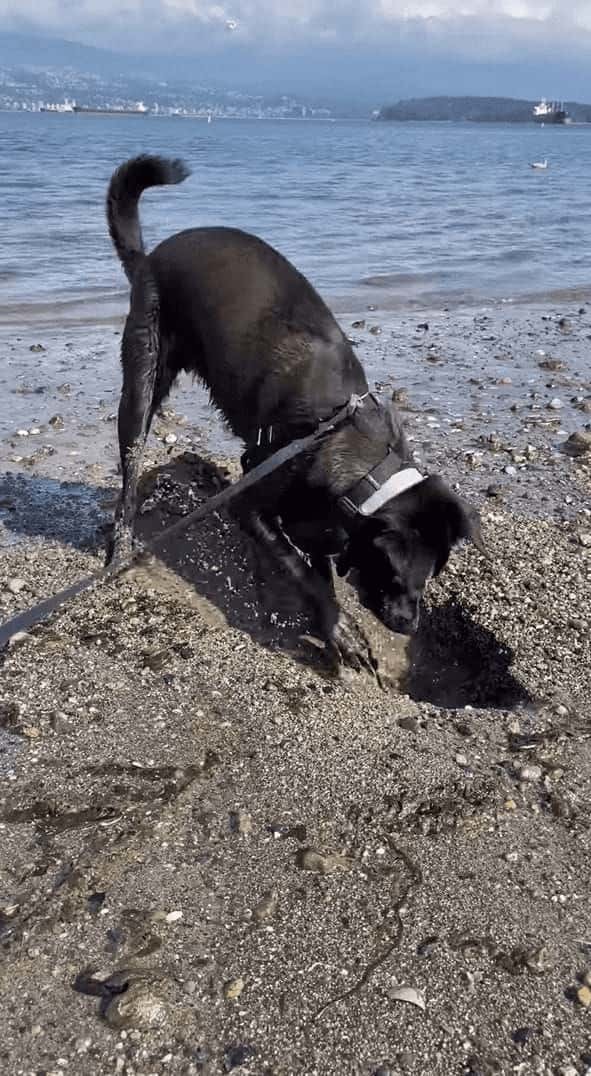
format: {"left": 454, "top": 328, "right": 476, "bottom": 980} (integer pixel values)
{"left": 359, "top": 271, "right": 444, "bottom": 288}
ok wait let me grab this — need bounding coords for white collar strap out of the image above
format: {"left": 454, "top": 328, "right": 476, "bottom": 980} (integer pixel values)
{"left": 358, "top": 467, "right": 425, "bottom": 516}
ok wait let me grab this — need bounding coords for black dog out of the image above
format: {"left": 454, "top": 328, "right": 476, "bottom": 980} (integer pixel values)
{"left": 106, "top": 154, "right": 486, "bottom": 670}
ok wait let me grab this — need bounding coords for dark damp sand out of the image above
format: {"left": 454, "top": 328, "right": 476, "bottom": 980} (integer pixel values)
{"left": 0, "top": 299, "right": 590, "bottom": 1075}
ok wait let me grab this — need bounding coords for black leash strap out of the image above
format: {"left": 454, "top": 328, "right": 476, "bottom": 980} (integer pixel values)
{"left": 0, "top": 397, "right": 359, "bottom": 650}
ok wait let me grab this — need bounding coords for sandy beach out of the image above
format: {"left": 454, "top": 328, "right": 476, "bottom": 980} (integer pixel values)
{"left": 1, "top": 298, "right": 590, "bottom": 1075}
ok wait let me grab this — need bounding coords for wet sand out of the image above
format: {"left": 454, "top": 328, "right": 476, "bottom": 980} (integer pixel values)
{"left": 0, "top": 299, "right": 590, "bottom": 1075}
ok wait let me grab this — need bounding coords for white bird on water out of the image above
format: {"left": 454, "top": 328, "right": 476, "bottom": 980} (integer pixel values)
{"left": 531, "top": 159, "right": 548, "bottom": 170}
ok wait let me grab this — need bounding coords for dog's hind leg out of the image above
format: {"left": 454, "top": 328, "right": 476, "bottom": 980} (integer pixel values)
{"left": 107, "top": 268, "right": 160, "bottom": 565}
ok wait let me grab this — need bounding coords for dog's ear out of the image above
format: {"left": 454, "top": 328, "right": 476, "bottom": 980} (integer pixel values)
{"left": 412, "top": 476, "right": 489, "bottom": 562}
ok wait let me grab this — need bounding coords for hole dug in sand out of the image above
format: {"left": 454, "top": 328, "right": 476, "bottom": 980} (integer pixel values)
{"left": 405, "top": 600, "right": 530, "bottom": 710}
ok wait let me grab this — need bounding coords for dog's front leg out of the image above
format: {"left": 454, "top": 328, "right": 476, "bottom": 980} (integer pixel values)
{"left": 239, "top": 509, "right": 376, "bottom": 674}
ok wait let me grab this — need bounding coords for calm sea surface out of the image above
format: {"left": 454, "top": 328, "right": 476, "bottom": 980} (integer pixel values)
{"left": 2, "top": 111, "right": 591, "bottom": 316}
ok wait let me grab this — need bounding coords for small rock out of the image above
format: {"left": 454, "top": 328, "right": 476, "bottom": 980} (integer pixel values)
{"left": 512, "top": 1027, "right": 535, "bottom": 1046}
{"left": 538, "top": 358, "right": 564, "bottom": 371}
{"left": 143, "top": 649, "right": 170, "bottom": 671}
{"left": 49, "top": 415, "right": 65, "bottom": 430}
{"left": 390, "top": 984, "right": 426, "bottom": 1011}
{"left": 230, "top": 810, "right": 253, "bottom": 835}
{"left": 15, "top": 429, "right": 29, "bottom": 437}
{"left": 520, "top": 765, "right": 542, "bottom": 782}
{"left": 547, "top": 398, "right": 564, "bottom": 410}
{"left": 486, "top": 483, "right": 502, "bottom": 498}
{"left": 87, "top": 892, "right": 106, "bottom": 916}
{"left": 578, "top": 531, "right": 591, "bottom": 548}
{"left": 504, "top": 798, "right": 517, "bottom": 811}
{"left": 164, "top": 433, "right": 178, "bottom": 445}
{"left": 0, "top": 903, "right": 19, "bottom": 919}
{"left": 224, "top": 977, "right": 245, "bottom": 1000}
{"left": 369, "top": 325, "right": 382, "bottom": 335}
{"left": 165, "top": 910, "right": 183, "bottom": 923}
{"left": 351, "top": 319, "right": 366, "bottom": 329}
{"left": 558, "top": 317, "right": 572, "bottom": 332}
{"left": 5, "top": 577, "right": 26, "bottom": 594}
{"left": 8, "top": 631, "right": 30, "bottom": 648}
{"left": 296, "top": 848, "right": 352, "bottom": 873}
{"left": 417, "top": 322, "right": 429, "bottom": 331}
{"left": 105, "top": 983, "right": 170, "bottom": 1029}
{"left": 504, "top": 465, "right": 517, "bottom": 476}
{"left": 398, "top": 715, "right": 419, "bottom": 733}
{"left": 563, "top": 431, "right": 591, "bottom": 457}
{"left": 29, "top": 343, "right": 46, "bottom": 352}
{"left": 253, "top": 889, "right": 278, "bottom": 923}
{"left": 577, "top": 985, "right": 591, "bottom": 1008}
{"left": 223, "top": 1044, "right": 256, "bottom": 1072}
{"left": 455, "top": 753, "right": 469, "bottom": 767}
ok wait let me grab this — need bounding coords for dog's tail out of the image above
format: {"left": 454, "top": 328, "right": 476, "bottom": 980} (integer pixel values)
{"left": 106, "top": 154, "right": 191, "bottom": 283}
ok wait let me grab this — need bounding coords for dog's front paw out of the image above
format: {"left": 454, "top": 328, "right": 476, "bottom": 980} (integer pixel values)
{"left": 329, "top": 612, "right": 377, "bottom": 676}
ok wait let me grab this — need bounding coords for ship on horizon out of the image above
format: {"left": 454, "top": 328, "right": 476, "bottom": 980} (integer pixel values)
{"left": 533, "top": 98, "right": 568, "bottom": 124}
{"left": 40, "top": 99, "right": 150, "bottom": 116}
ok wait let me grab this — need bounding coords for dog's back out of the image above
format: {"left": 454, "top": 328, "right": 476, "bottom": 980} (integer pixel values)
{"left": 107, "top": 155, "right": 366, "bottom": 438}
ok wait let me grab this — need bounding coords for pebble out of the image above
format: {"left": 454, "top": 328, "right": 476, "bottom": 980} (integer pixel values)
{"left": 15, "top": 429, "right": 29, "bottom": 437}
{"left": 49, "top": 414, "right": 65, "bottom": 429}
{"left": 398, "top": 715, "right": 419, "bottom": 733}
{"left": 224, "top": 977, "right": 245, "bottom": 1000}
{"left": 164, "top": 433, "right": 178, "bottom": 445}
{"left": 5, "top": 577, "right": 26, "bottom": 594}
{"left": 230, "top": 810, "right": 253, "bottom": 835}
{"left": 547, "top": 398, "right": 563, "bottom": 410}
{"left": 253, "top": 889, "right": 278, "bottom": 923}
{"left": 8, "top": 631, "right": 30, "bottom": 648}
{"left": 223, "top": 1044, "right": 256, "bottom": 1072}
{"left": 105, "top": 983, "right": 170, "bottom": 1029}
{"left": 504, "top": 465, "right": 517, "bottom": 476}
{"left": 577, "top": 985, "right": 591, "bottom": 1008}
{"left": 165, "top": 910, "right": 183, "bottom": 923}
{"left": 519, "top": 765, "right": 542, "bottom": 782}
{"left": 296, "top": 848, "right": 352, "bottom": 873}
{"left": 563, "top": 430, "right": 591, "bottom": 457}
{"left": 455, "top": 753, "right": 469, "bottom": 767}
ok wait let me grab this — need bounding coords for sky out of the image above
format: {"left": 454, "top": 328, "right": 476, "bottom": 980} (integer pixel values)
{"left": 1, "top": 1, "right": 591, "bottom": 101}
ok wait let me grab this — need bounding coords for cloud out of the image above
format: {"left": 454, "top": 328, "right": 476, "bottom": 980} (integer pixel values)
{"left": 2, "top": 0, "right": 591, "bottom": 57}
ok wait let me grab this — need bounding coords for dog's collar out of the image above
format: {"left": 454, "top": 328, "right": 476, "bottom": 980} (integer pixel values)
{"left": 338, "top": 456, "right": 425, "bottom": 518}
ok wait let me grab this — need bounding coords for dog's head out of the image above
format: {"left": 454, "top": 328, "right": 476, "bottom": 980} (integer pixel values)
{"left": 336, "top": 474, "right": 487, "bottom": 635}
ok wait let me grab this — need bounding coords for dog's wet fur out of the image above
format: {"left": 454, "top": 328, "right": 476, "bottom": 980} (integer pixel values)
{"left": 106, "top": 154, "right": 485, "bottom": 671}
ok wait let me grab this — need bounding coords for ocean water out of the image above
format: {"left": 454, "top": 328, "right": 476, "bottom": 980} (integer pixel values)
{"left": 2, "top": 110, "right": 591, "bottom": 317}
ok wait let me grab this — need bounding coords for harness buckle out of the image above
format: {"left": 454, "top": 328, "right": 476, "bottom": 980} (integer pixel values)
{"left": 339, "top": 494, "right": 360, "bottom": 517}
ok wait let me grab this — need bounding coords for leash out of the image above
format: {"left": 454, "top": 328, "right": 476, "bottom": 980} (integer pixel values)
{"left": 0, "top": 396, "right": 365, "bottom": 650}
